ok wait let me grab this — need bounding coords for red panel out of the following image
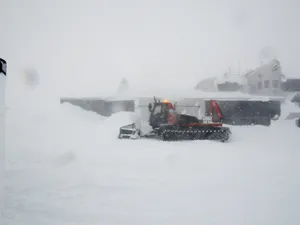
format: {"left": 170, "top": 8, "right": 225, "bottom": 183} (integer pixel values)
{"left": 210, "top": 100, "right": 223, "bottom": 122}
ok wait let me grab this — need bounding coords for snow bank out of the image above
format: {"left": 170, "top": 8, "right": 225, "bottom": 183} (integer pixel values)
{"left": 4, "top": 101, "right": 300, "bottom": 225}
{"left": 102, "top": 111, "right": 135, "bottom": 127}
{"left": 5, "top": 101, "right": 105, "bottom": 167}
{"left": 59, "top": 102, "right": 104, "bottom": 123}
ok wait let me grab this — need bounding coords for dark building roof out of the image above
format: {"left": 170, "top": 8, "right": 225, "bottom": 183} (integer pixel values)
{"left": 281, "top": 79, "right": 300, "bottom": 92}
{"left": 217, "top": 82, "right": 242, "bottom": 92}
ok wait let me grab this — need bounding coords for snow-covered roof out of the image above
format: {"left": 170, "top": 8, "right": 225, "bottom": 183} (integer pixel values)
{"left": 116, "top": 78, "right": 130, "bottom": 93}
{"left": 244, "top": 59, "right": 282, "bottom": 78}
{"left": 60, "top": 76, "right": 284, "bottom": 102}
{"left": 196, "top": 73, "right": 245, "bottom": 86}
{"left": 195, "top": 74, "right": 245, "bottom": 93}
{"left": 281, "top": 75, "right": 300, "bottom": 82}
{"left": 104, "top": 88, "right": 284, "bottom": 102}
{"left": 215, "top": 73, "right": 246, "bottom": 85}
{"left": 282, "top": 75, "right": 300, "bottom": 81}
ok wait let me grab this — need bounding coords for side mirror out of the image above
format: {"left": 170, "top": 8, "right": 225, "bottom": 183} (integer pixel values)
{"left": 0, "top": 58, "right": 7, "bottom": 76}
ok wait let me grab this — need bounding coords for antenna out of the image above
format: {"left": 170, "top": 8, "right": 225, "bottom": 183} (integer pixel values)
{"left": 153, "top": 96, "right": 157, "bottom": 103}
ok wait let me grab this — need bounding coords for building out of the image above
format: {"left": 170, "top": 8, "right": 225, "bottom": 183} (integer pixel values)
{"left": 195, "top": 59, "right": 300, "bottom": 98}
{"left": 194, "top": 77, "right": 218, "bottom": 92}
{"left": 281, "top": 77, "right": 300, "bottom": 93}
{"left": 215, "top": 71, "right": 246, "bottom": 92}
{"left": 243, "top": 59, "right": 284, "bottom": 96}
{"left": 61, "top": 84, "right": 283, "bottom": 126}
{"left": 195, "top": 70, "right": 246, "bottom": 92}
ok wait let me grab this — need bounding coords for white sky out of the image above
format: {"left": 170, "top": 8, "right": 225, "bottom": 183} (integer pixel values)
{"left": 1, "top": 0, "right": 300, "bottom": 100}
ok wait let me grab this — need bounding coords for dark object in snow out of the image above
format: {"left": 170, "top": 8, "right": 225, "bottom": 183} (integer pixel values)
{"left": 296, "top": 118, "right": 300, "bottom": 128}
{"left": 281, "top": 79, "right": 300, "bottom": 92}
{"left": 217, "top": 82, "right": 242, "bottom": 92}
{"left": 0, "top": 58, "right": 7, "bottom": 76}
{"left": 204, "top": 100, "right": 280, "bottom": 126}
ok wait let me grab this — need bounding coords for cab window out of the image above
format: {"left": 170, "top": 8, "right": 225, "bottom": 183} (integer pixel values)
{"left": 153, "top": 105, "right": 161, "bottom": 115}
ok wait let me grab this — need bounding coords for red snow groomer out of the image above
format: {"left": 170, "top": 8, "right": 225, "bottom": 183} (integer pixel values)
{"left": 118, "top": 97, "right": 231, "bottom": 142}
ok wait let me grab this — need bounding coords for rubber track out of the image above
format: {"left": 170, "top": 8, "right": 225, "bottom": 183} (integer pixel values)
{"left": 161, "top": 128, "right": 227, "bottom": 133}
{"left": 160, "top": 127, "right": 230, "bottom": 142}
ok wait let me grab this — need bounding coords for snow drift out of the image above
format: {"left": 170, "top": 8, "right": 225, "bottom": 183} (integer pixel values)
{"left": 3, "top": 102, "right": 300, "bottom": 225}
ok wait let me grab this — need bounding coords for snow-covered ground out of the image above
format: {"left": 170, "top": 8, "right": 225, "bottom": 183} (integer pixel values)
{"left": 3, "top": 102, "right": 300, "bottom": 225}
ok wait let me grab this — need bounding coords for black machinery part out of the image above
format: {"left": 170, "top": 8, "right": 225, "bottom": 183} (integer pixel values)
{"left": 158, "top": 125, "right": 231, "bottom": 142}
{"left": 296, "top": 118, "right": 300, "bottom": 128}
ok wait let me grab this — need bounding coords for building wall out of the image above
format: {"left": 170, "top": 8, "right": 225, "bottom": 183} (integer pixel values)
{"left": 244, "top": 59, "right": 284, "bottom": 96}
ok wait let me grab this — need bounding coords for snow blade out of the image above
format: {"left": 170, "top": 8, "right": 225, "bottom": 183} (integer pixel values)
{"left": 118, "top": 123, "right": 141, "bottom": 139}
{"left": 0, "top": 58, "right": 7, "bottom": 76}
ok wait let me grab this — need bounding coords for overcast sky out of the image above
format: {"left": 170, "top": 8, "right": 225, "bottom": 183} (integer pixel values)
{"left": 1, "top": 0, "right": 300, "bottom": 99}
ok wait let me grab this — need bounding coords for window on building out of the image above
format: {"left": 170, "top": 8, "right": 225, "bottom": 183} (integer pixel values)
{"left": 264, "top": 80, "right": 270, "bottom": 88}
{"left": 272, "top": 80, "right": 279, "bottom": 88}
{"left": 258, "top": 82, "right": 262, "bottom": 90}
{"left": 272, "top": 63, "right": 280, "bottom": 72}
